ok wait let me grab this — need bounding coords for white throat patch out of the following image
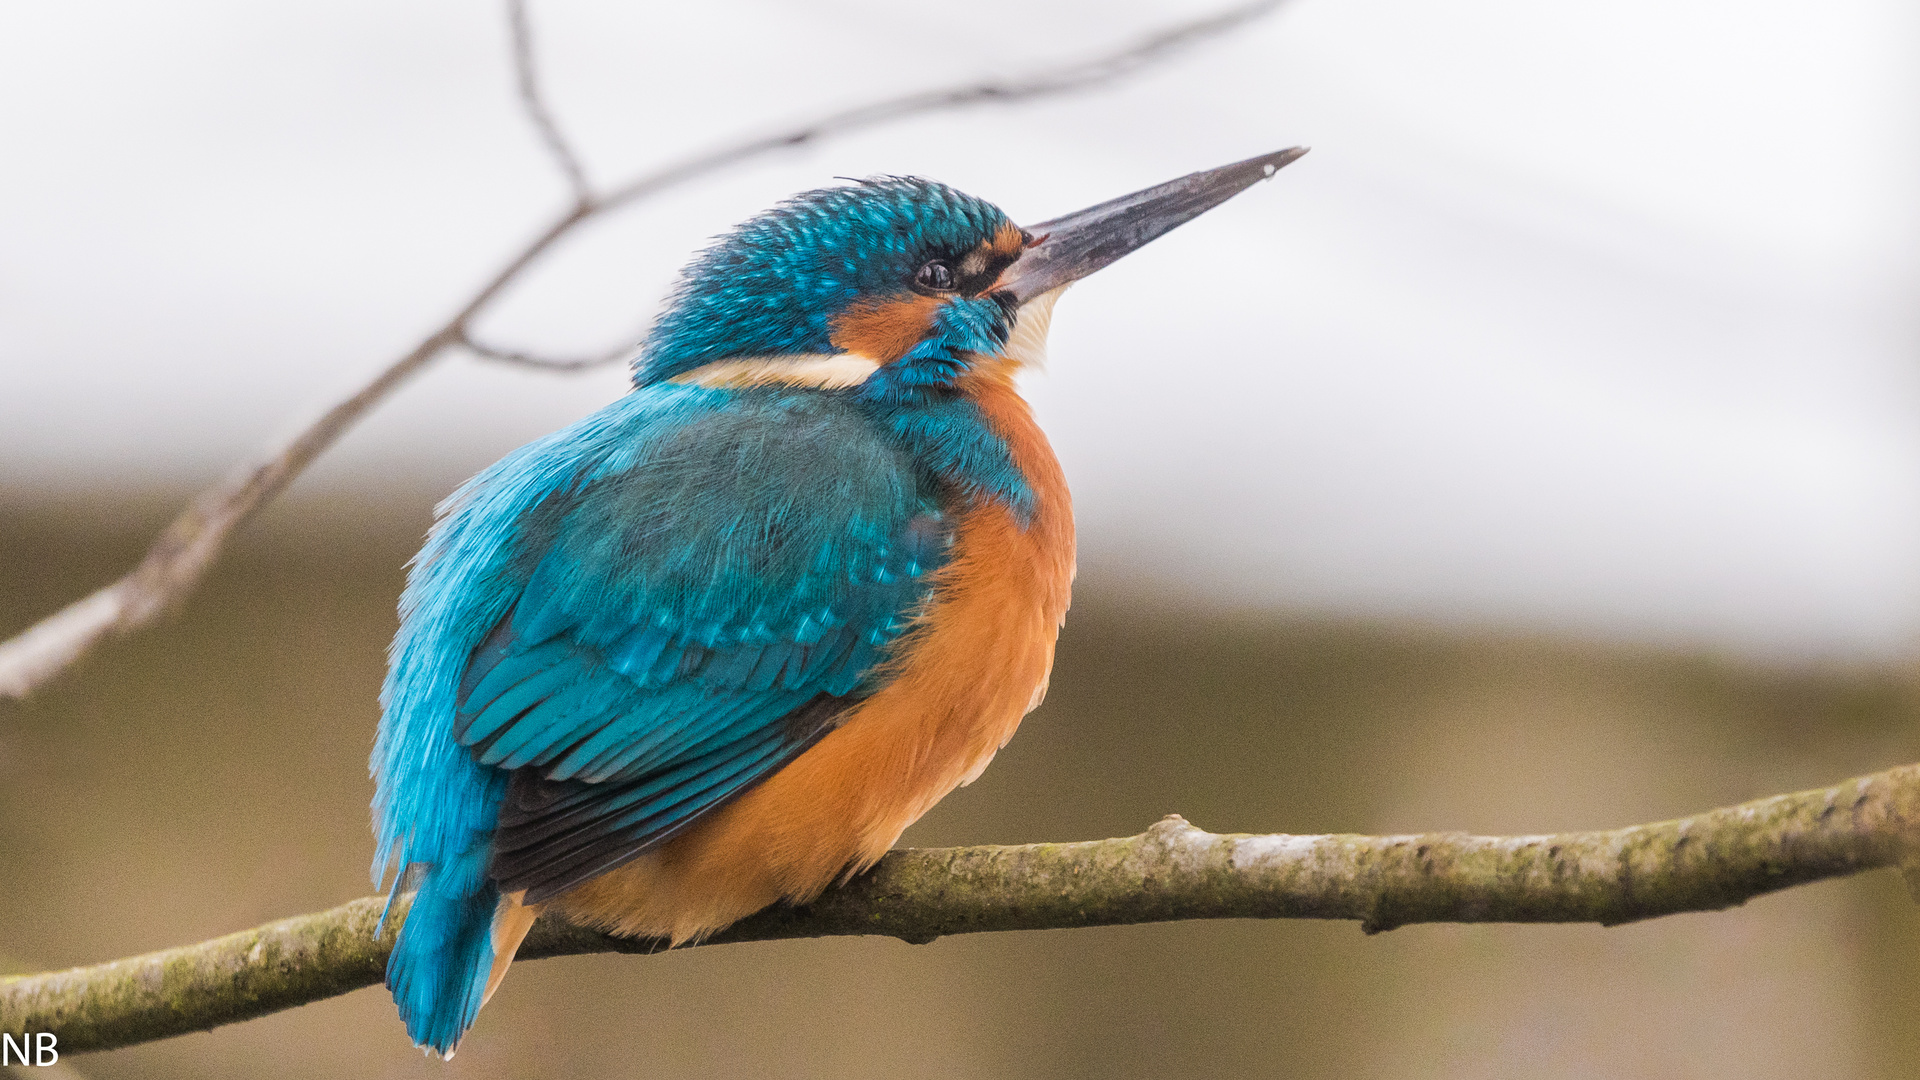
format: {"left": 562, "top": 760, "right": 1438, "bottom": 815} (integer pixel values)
{"left": 670, "top": 353, "right": 881, "bottom": 390}
{"left": 1000, "top": 284, "right": 1068, "bottom": 372}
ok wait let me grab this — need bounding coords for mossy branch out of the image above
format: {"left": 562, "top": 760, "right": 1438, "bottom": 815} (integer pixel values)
{"left": 7, "top": 763, "right": 1919, "bottom": 1055}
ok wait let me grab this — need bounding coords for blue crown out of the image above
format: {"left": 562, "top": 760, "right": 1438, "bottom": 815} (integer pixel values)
{"left": 633, "top": 178, "right": 1013, "bottom": 386}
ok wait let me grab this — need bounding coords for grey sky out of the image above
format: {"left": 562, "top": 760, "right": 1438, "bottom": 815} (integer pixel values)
{"left": 2, "top": 0, "right": 1917, "bottom": 657}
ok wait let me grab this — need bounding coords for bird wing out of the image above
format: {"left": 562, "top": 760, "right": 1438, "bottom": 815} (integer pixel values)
{"left": 444, "top": 389, "right": 950, "bottom": 903}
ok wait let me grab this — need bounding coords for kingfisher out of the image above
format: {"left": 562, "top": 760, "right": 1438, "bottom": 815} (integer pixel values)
{"left": 371, "top": 147, "right": 1306, "bottom": 1055}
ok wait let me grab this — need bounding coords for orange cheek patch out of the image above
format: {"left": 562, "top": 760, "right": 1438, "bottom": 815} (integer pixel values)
{"left": 830, "top": 294, "right": 945, "bottom": 362}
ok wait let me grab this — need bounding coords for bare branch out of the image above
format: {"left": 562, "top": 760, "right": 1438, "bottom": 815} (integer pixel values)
{"left": 0, "top": 0, "right": 1290, "bottom": 699}
{"left": 0, "top": 325, "right": 463, "bottom": 699}
{"left": 459, "top": 329, "right": 639, "bottom": 372}
{"left": 7, "top": 762, "right": 1918, "bottom": 1055}
{"left": 507, "top": 0, "right": 592, "bottom": 205}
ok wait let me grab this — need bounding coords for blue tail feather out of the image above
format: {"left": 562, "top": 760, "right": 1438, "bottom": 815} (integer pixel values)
{"left": 386, "top": 845, "right": 500, "bottom": 1058}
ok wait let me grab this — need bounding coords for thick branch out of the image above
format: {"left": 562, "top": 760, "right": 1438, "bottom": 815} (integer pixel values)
{"left": 8, "top": 763, "right": 1917, "bottom": 1055}
{"left": 0, "top": 0, "right": 1287, "bottom": 699}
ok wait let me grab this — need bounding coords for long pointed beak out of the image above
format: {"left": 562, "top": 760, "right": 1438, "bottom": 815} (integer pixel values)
{"left": 999, "top": 147, "right": 1308, "bottom": 305}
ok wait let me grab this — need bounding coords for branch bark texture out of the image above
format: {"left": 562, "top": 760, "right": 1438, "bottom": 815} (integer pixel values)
{"left": 8, "top": 763, "right": 1917, "bottom": 1055}
{"left": 0, "top": 0, "right": 1287, "bottom": 699}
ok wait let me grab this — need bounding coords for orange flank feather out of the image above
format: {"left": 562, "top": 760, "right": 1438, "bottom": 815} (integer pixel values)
{"left": 546, "top": 356, "right": 1074, "bottom": 944}
{"left": 483, "top": 892, "right": 538, "bottom": 1006}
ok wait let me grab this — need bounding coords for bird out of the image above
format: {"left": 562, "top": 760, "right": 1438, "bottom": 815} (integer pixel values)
{"left": 370, "top": 146, "right": 1306, "bottom": 1056}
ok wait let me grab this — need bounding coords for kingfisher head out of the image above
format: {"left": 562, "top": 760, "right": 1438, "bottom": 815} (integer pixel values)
{"left": 633, "top": 147, "right": 1307, "bottom": 398}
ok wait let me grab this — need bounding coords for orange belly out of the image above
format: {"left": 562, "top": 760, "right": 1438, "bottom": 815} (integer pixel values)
{"left": 546, "top": 370, "right": 1072, "bottom": 943}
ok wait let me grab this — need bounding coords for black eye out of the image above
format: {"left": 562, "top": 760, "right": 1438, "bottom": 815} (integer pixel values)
{"left": 914, "top": 260, "right": 955, "bottom": 292}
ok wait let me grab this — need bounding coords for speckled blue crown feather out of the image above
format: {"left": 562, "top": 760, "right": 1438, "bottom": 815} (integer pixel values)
{"left": 632, "top": 178, "right": 1012, "bottom": 386}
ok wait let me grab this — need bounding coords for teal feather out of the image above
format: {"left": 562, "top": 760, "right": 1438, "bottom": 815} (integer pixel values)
{"left": 371, "top": 174, "right": 1042, "bottom": 1055}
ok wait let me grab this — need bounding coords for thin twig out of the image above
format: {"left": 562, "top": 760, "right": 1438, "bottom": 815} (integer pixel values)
{"left": 507, "top": 0, "right": 591, "bottom": 205}
{"left": 459, "top": 329, "right": 641, "bottom": 371}
{"left": 7, "top": 762, "right": 1918, "bottom": 1054}
{"left": 593, "top": 0, "right": 1287, "bottom": 215}
{"left": 0, "top": 0, "right": 1289, "bottom": 700}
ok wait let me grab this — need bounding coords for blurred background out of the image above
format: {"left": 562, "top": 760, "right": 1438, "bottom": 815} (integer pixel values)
{"left": 3, "top": 0, "right": 1919, "bottom": 1076}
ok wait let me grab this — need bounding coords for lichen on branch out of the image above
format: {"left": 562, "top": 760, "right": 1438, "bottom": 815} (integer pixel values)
{"left": 7, "top": 762, "right": 1917, "bottom": 1055}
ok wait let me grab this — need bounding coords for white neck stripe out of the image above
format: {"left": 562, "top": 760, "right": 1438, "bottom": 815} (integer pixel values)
{"left": 670, "top": 353, "right": 881, "bottom": 390}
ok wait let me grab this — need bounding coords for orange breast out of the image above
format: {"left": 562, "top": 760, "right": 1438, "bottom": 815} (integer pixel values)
{"left": 547, "top": 367, "right": 1074, "bottom": 943}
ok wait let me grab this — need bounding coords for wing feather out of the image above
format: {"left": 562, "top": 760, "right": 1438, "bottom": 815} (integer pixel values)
{"left": 426, "top": 389, "right": 951, "bottom": 903}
